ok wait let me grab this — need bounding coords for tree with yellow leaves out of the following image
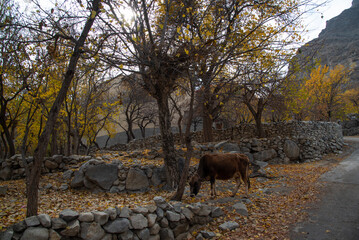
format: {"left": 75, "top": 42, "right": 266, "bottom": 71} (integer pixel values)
{"left": 304, "top": 64, "right": 351, "bottom": 121}
{"left": 286, "top": 64, "right": 353, "bottom": 121}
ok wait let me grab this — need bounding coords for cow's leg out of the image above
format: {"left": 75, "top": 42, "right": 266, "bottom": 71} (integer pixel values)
{"left": 210, "top": 176, "right": 216, "bottom": 198}
{"left": 232, "top": 174, "right": 241, "bottom": 197}
{"left": 242, "top": 164, "right": 250, "bottom": 198}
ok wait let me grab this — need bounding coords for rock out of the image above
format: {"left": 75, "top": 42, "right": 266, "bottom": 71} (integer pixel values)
{"left": 59, "top": 184, "right": 68, "bottom": 191}
{"left": 253, "top": 149, "right": 277, "bottom": 162}
{"left": 211, "top": 207, "right": 225, "bottom": 218}
{"left": 1, "top": 229, "right": 13, "bottom": 240}
{"left": 70, "top": 171, "right": 84, "bottom": 188}
{"left": 216, "top": 142, "right": 241, "bottom": 152}
{"left": 0, "top": 185, "right": 8, "bottom": 196}
{"left": 136, "top": 228, "right": 150, "bottom": 240}
{"left": 38, "top": 214, "right": 51, "bottom": 228}
{"left": 0, "top": 166, "right": 12, "bottom": 180}
{"left": 126, "top": 168, "right": 149, "bottom": 191}
{"left": 198, "top": 205, "right": 212, "bottom": 216}
{"left": 151, "top": 167, "right": 166, "bottom": 186}
{"left": 130, "top": 214, "right": 148, "bottom": 229}
{"left": 85, "top": 163, "right": 118, "bottom": 190}
{"left": 93, "top": 211, "right": 109, "bottom": 225}
{"left": 49, "top": 229, "right": 61, "bottom": 240}
{"left": 200, "top": 231, "right": 216, "bottom": 239}
{"left": 51, "top": 218, "right": 67, "bottom": 229}
{"left": 13, "top": 221, "right": 27, "bottom": 232}
{"left": 79, "top": 212, "right": 94, "bottom": 222}
{"left": 219, "top": 221, "right": 240, "bottom": 231}
{"left": 173, "top": 223, "right": 189, "bottom": 237}
{"left": 60, "top": 220, "right": 80, "bottom": 236}
{"left": 232, "top": 202, "right": 248, "bottom": 216}
{"left": 150, "top": 223, "right": 161, "bottom": 235}
{"left": 104, "top": 207, "right": 117, "bottom": 220}
{"left": 59, "top": 209, "right": 79, "bottom": 222}
{"left": 133, "top": 206, "right": 149, "bottom": 215}
{"left": 20, "top": 227, "right": 49, "bottom": 240}
{"left": 159, "top": 228, "right": 175, "bottom": 240}
{"left": 147, "top": 213, "right": 157, "bottom": 227}
{"left": 103, "top": 218, "right": 130, "bottom": 233}
{"left": 166, "top": 210, "right": 181, "bottom": 222}
{"left": 25, "top": 216, "right": 40, "bottom": 227}
{"left": 284, "top": 139, "right": 300, "bottom": 160}
{"left": 80, "top": 222, "right": 106, "bottom": 240}
{"left": 62, "top": 170, "right": 73, "bottom": 180}
{"left": 52, "top": 155, "right": 63, "bottom": 164}
{"left": 153, "top": 196, "right": 169, "bottom": 209}
{"left": 44, "top": 160, "right": 58, "bottom": 170}
{"left": 119, "top": 207, "right": 132, "bottom": 218}
{"left": 119, "top": 231, "right": 134, "bottom": 240}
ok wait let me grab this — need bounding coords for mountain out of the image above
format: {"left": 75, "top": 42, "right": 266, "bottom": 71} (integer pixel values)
{"left": 295, "top": 0, "right": 359, "bottom": 84}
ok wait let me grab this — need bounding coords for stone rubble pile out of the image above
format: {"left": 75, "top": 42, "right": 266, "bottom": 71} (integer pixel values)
{"left": 2, "top": 196, "right": 226, "bottom": 240}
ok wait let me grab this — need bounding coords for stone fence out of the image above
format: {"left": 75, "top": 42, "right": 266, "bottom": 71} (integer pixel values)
{"left": 68, "top": 159, "right": 195, "bottom": 193}
{"left": 116, "top": 121, "right": 344, "bottom": 162}
{"left": 1, "top": 196, "right": 225, "bottom": 240}
{"left": 0, "top": 154, "right": 89, "bottom": 181}
{"left": 1, "top": 121, "right": 344, "bottom": 182}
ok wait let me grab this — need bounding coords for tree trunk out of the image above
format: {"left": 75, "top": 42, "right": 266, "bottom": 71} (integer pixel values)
{"left": 26, "top": 2, "right": 100, "bottom": 217}
{"left": 0, "top": 118, "right": 15, "bottom": 157}
{"left": 202, "top": 85, "right": 214, "bottom": 142}
{"left": 156, "top": 95, "right": 179, "bottom": 190}
{"left": 254, "top": 113, "right": 265, "bottom": 138}
{"left": 202, "top": 111, "right": 213, "bottom": 142}
{"left": 50, "top": 127, "right": 58, "bottom": 156}
{"left": 172, "top": 79, "right": 195, "bottom": 201}
{"left": 0, "top": 132, "right": 8, "bottom": 159}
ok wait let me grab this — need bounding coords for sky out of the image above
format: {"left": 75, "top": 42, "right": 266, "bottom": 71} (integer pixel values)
{"left": 21, "top": 0, "right": 353, "bottom": 43}
{"left": 302, "top": 0, "right": 353, "bottom": 41}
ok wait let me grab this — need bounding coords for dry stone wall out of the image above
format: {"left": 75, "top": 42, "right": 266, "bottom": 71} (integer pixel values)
{"left": 0, "top": 155, "right": 89, "bottom": 181}
{"left": 123, "top": 121, "right": 344, "bottom": 162}
{"left": 1, "top": 196, "right": 225, "bottom": 240}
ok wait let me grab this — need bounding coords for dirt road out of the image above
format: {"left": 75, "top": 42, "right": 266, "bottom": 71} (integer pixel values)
{"left": 290, "top": 137, "right": 359, "bottom": 240}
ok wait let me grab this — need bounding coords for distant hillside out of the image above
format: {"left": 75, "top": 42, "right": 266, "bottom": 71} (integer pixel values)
{"left": 295, "top": 0, "right": 359, "bottom": 84}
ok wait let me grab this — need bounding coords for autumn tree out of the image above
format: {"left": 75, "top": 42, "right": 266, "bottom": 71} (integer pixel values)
{"left": 183, "top": 0, "right": 311, "bottom": 142}
{"left": 16, "top": 0, "right": 103, "bottom": 216}
{"left": 343, "top": 85, "right": 359, "bottom": 115}
{"left": 111, "top": 76, "right": 156, "bottom": 143}
{"left": 287, "top": 64, "right": 353, "bottom": 121}
{"left": 100, "top": 0, "right": 194, "bottom": 189}
{"left": 0, "top": 0, "right": 33, "bottom": 158}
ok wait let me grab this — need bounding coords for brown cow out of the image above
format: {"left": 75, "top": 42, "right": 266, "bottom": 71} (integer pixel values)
{"left": 189, "top": 153, "right": 250, "bottom": 198}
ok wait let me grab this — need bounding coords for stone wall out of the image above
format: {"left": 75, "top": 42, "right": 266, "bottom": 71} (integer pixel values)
{"left": 1, "top": 196, "right": 224, "bottom": 240}
{"left": 120, "top": 121, "right": 344, "bottom": 162}
{"left": 0, "top": 155, "right": 89, "bottom": 181}
{"left": 67, "top": 158, "right": 197, "bottom": 193}
{"left": 0, "top": 121, "right": 344, "bottom": 182}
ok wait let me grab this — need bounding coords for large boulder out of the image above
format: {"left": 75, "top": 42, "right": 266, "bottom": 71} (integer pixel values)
{"left": 0, "top": 166, "right": 12, "bottom": 181}
{"left": 253, "top": 149, "right": 277, "bottom": 162}
{"left": 84, "top": 163, "right": 118, "bottom": 190}
{"left": 284, "top": 139, "right": 300, "bottom": 161}
{"left": 126, "top": 168, "right": 149, "bottom": 191}
{"left": 20, "top": 227, "right": 49, "bottom": 240}
{"left": 70, "top": 171, "right": 85, "bottom": 188}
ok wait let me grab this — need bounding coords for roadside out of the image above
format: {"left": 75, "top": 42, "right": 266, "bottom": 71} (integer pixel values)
{"left": 290, "top": 137, "right": 359, "bottom": 240}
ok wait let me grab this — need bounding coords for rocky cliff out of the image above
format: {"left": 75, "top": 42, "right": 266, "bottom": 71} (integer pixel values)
{"left": 295, "top": 0, "right": 359, "bottom": 83}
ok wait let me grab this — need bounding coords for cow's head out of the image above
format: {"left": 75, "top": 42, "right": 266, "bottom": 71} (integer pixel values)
{"left": 189, "top": 174, "right": 201, "bottom": 197}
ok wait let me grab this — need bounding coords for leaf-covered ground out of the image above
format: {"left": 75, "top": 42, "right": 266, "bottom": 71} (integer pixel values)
{"left": 0, "top": 143, "right": 356, "bottom": 239}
